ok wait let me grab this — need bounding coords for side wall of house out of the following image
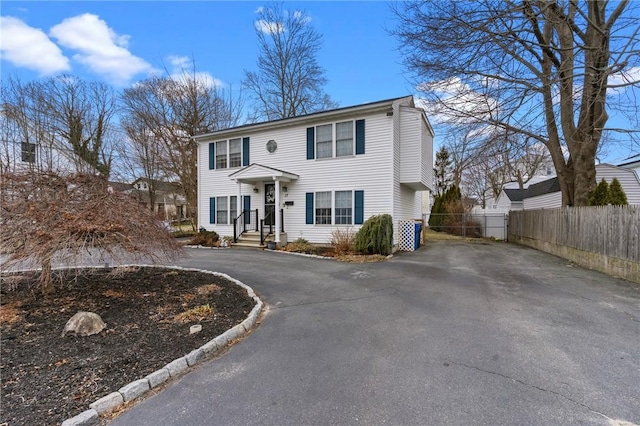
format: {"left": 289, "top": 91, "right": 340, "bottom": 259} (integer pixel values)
{"left": 393, "top": 103, "right": 429, "bottom": 242}
{"left": 198, "top": 110, "right": 397, "bottom": 244}
{"left": 494, "top": 192, "right": 512, "bottom": 211}
{"left": 523, "top": 192, "right": 562, "bottom": 210}
{"left": 1, "top": 139, "right": 83, "bottom": 175}
{"left": 595, "top": 164, "right": 640, "bottom": 205}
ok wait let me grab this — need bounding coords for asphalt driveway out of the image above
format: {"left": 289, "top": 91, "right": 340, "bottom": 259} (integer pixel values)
{"left": 110, "top": 242, "right": 640, "bottom": 425}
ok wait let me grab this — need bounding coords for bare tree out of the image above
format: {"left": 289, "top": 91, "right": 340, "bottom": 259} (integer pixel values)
{"left": 1, "top": 76, "right": 117, "bottom": 177}
{"left": 117, "top": 118, "right": 166, "bottom": 213}
{"left": 120, "top": 67, "right": 242, "bottom": 227}
{"left": 0, "top": 170, "right": 181, "bottom": 295}
{"left": 394, "top": 1, "right": 640, "bottom": 206}
{"left": 244, "top": 2, "right": 337, "bottom": 121}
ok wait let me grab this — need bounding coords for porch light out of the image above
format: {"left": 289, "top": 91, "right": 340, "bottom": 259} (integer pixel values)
{"left": 282, "top": 186, "right": 288, "bottom": 193}
{"left": 253, "top": 187, "right": 259, "bottom": 193}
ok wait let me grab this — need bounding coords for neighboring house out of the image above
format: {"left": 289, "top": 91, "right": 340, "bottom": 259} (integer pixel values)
{"left": 494, "top": 188, "right": 526, "bottom": 211}
{"left": 521, "top": 176, "right": 562, "bottom": 210}
{"left": 0, "top": 118, "right": 97, "bottom": 176}
{"left": 194, "top": 96, "right": 434, "bottom": 247}
{"left": 618, "top": 153, "right": 640, "bottom": 177}
{"left": 130, "top": 178, "right": 187, "bottom": 221}
{"left": 522, "top": 164, "right": 640, "bottom": 209}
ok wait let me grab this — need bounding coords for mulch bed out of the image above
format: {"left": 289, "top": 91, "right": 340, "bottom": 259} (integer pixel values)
{"left": 0, "top": 266, "right": 257, "bottom": 426}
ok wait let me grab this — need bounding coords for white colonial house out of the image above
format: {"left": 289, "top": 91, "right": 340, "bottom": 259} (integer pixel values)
{"left": 194, "top": 96, "right": 434, "bottom": 248}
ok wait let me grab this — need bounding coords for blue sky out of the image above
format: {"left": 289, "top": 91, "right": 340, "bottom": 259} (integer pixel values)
{"left": 0, "top": 1, "right": 410, "bottom": 106}
{"left": 1, "top": 1, "right": 638, "bottom": 163}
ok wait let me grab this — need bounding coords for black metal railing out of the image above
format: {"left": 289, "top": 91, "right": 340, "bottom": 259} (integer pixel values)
{"left": 233, "top": 208, "right": 259, "bottom": 242}
{"left": 260, "top": 209, "right": 284, "bottom": 245}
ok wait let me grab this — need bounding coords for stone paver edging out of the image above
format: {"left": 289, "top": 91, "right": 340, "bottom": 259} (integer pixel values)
{"left": 60, "top": 265, "right": 263, "bottom": 426}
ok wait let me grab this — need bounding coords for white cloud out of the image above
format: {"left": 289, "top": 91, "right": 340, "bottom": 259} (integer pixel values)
{"left": 255, "top": 19, "right": 285, "bottom": 35}
{"left": 167, "top": 55, "right": 224, "bottom": 89}
{"left": 49, "top": 13, "right": 151, "bottom": 85}
{"left": 292, "top": 10, "right": 310, "bottom": 24}
{"left": 0, "top": 16, "right": 70, "bottom": 75}
{"left": 417, "top": 77, "right": 498, "bottom": 126}
{"left": 608, "top": 67, "right": 640, "bottom": 95}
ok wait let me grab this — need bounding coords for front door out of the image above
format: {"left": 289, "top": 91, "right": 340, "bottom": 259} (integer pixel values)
{"left": 264, "top": 183, "right": 275, "bottom": 226}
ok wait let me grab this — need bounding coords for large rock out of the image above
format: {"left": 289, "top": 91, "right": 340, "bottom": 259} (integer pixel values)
{"left": 62, "top": 311, "right": 106, "bottom": 337}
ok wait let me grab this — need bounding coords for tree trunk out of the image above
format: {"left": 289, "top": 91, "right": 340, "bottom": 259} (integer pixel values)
{"left": 41, "top": 258, "right": 54, "bottom": 296}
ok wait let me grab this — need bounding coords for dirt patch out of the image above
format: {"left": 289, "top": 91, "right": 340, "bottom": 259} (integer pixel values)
{"left": 0, "top": 266, "right": 256, "bottom": 426}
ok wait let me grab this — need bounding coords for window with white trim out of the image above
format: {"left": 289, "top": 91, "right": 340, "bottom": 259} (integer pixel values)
{"left": 216, "top": 196, "right": 228, "bottom": 224}
{"left": 229, "top": 139, "right": 242, "bottom": 168}
{"left": 335, "top": 191, "right": 352, "bottom": 224}
{"left": 215, "top": 141, "right": 227, "bottom": 169}
{"left": 316, "top": 124, "right": 333, "bottom": 159}
{"left": 336, "top": 121, "right": 354, "bottom": 157}
{"left": 315, "top": 191, "right": 332, "bottom": 224}
{"left": 307, "top": 190, "right": 363, "bottom": 225}
{"left": 230, "top": 196, "right": 238, "bottom": 222}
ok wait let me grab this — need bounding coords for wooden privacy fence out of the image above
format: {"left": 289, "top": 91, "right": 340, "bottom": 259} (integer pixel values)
{"left": 509, "top": 206, "right": 640, "bottom": 283}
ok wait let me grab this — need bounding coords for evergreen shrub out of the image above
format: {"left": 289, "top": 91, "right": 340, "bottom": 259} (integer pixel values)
{"left": 354, "top": 214, "right": 394, "bottom": 255}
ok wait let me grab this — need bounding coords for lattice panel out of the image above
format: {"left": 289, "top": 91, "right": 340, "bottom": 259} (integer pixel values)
{"left": 398, "top": 220, "right": 416, "bottom": 251}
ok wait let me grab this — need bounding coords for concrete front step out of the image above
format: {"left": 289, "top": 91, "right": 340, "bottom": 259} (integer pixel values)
{"left": 233, "top": 242, "right": 266, "bottom": 249}
{"left": 233, "top": 231, "right": 287, "bottom": 248}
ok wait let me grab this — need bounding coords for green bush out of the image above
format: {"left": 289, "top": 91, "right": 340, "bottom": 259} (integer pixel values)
{"left": 188, "top": 228, "right": 220, "bottom": 247}
{"left": 589, "top": 178, "right": 610, "bottom": 206}
{"left": 609, "top": 178, "right": 628, "bottom": 205}
{"left": 429, "top": 185, "right": 461, "bottom": 231}
{"left": 354, "top": 214, "right": 393, "bottom": 255}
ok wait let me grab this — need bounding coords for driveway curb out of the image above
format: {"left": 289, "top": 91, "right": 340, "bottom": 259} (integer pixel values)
{"left": 61, "top": 265, "right": 263, "bottom": 426}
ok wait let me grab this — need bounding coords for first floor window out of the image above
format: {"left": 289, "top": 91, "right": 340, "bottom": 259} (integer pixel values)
{"left": 230, "top": 196, "right": 238, "bottom": 222}
{"left": 216, "top": 196, "right": 228, "bottom": 224}
{"left": 335, "top": 191, "right": 352, "bottom": 224}
{"left": 315, "top": 191, "right": 332, "bottom": 224}
{"left": 21, "top": 142, "right": 35, "bottom": 163}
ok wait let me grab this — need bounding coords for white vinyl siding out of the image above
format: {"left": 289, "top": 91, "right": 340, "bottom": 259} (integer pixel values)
{"left": 198, "top": 96, "right": 433, "bottom": 244}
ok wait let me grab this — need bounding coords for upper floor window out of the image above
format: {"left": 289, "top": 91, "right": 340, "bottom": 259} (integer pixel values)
{"left": 216, "top": 141, "right": 227, "bottom": 169}
{"left": 307, "top": 119, "right": 364, "bottom": 160}
{"left": 209, "top": 137, "right": 250, "bottom": 170}
{"left": 21, "top": 142, "right": 35, "bottom": 163}
{"left": 316, "top": 124, "right": 333, "bottom": 159}
{"left": 336, "top": 121, "right": 353, "bottom": 157}
{"left": 229, "top": 139, "right": 242, "bottom": 168}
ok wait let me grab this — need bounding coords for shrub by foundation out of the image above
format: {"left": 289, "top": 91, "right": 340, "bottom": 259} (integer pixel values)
{"left": 354, "top": 214, "right": 393, "bottom": 255}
